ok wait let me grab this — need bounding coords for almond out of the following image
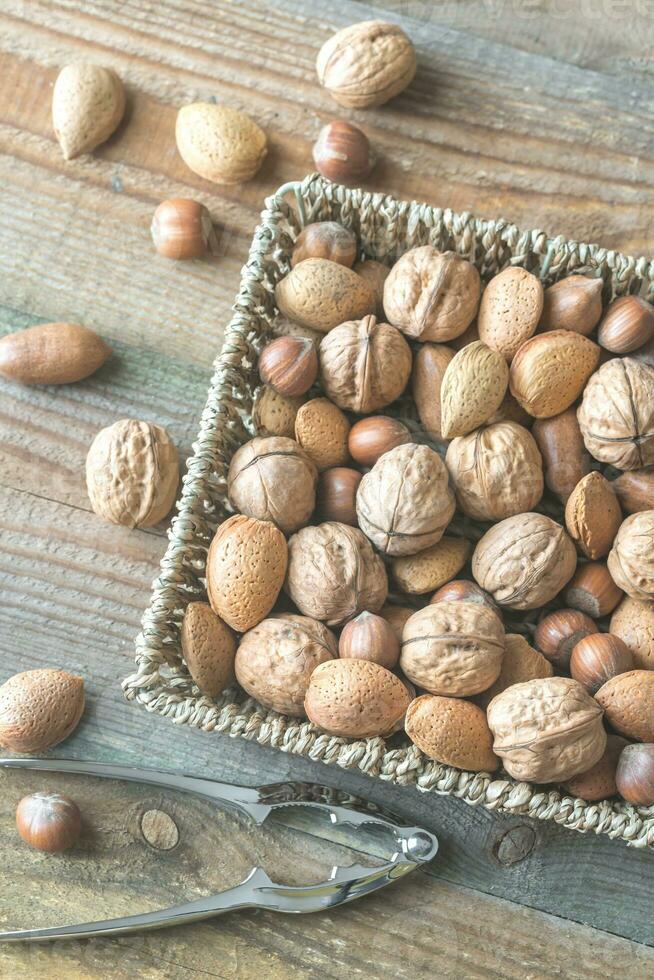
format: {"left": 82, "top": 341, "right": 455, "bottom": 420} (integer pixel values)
{"left": 391, "top": 536, "right": 471, "bottom": 595}
{"left": 180, "top": 602, "right": 237, "bottom": 698}
{"left": 52, "top": 63, "right": 125, "bottom": 160}
{"left": 440, "top": 341, "right": 509, "bottom": 438}
{"left": 0, "top": 670, "right": 84, "bottom": 753}
{"left": 509, "top": 330, "right": 600, "bottom": 418}
{"left": 476, "top": 633, "right": 553, "bottom": 710}
{"left": 478, "top": 266, "right": 544, "bottom": 361}
{"left": 595, "top": 670, "right": 654, "bottom": 742}
{"left": 304, "top": 659, "right": 410, "bottom": 738}
{"left": 276, "top": 259, "right": 375, "bottom": 333}
{"left": 206, "top": 515, "right": 288, "bottom": 632}
{"left": 175, "top": 103, "right": 267, "bottom": 184}
{"left": 610, "top": 596, "right": 654, "bottom": 670}
{"left": 565, "top": 472, "right": 622, "bottom": 559}
{"left": 252, "top": 386, "right": 306, "bottom": 438}
{"left": 405, "top": 694, "right": 498, "bottom": 772}
{"left": 0, "top": 322, "right": 111, "bottom": 385}
{"left": 294, "top": 397, "right": 350, "bottom": 471}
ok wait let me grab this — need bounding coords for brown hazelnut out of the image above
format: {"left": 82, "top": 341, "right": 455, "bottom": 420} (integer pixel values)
{"left": 150, "top": 198, "right": 215, "bottom": 259}
{"left": 316, "top": 467, "right": 362, "bottom": 526}
{"left": 294, "top": 397, "right": 350, "bottom": 471}
{"left": 348, "top": 416, "right": 411, "bottom": 467}
{"left": 597, "top": 295, "right": 654, "bottom": 353}
{"left": 615, "top": 743, "right": 654, "bottom": 805}
{"left": 16, "top": 792, "right": 82, "bottom": 853}
{"left": 411, "top": 343, "right": 455, "bottom": 440}
{"left": 312, "top": 120, "right": 374, "bottom": 185}
{"left": 532, "top": 409, "right": 591, "bottom": 503}
{"left": 564, "top": 472, "right": 622, "bottom": 560}
{"left": 539, "top": 276, "right": 604, "bottom": 336}
{"left": 534, "top": 609, "right": 599, "bottom": 669}
{"left": 564, "top": 562, "right": 623, "bottom": 618}
{"left": 562, "top": 734, "right": 627, "bottom": 802}
{"left": 608, "top": 511, "right": 654, "bottom": 600}
{"left": 430, "top": 579, "right": 501, "bottom": 622}
{"left": 339, "top": 611, "right": 400, "bottom": 670}
{"left": 570, "top": 633, "right": 634, "bottom": 694}
{"left": 291, "top": 222, "right": 357, "bottom": 268}
{"left": 227, "top": 436, "right": 317, "bottom": 534}
{"left": 353, "top": 260, "right": 389, "bottom": 317}
{"left": 258, "top": 336, "right": 318, "bottom": 397}
{"left": 612, "top": 469, "right": 654, "bottom": 515}
{"left": 577, "top": 358, "right": 654, "bottom": 470}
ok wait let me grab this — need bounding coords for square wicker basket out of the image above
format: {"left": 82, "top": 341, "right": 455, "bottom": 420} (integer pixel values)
{"left": 123, "top": 173, "right": 654, "bottom": 849}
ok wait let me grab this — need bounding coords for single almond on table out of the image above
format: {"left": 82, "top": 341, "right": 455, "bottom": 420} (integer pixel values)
{"left": 440, "top": 341, "right": 509, "bottom": 438}
{"left": 176, "top": 103, "right": 267, "bottom": 184}
{"left": 478, "top": 266, "right": 543, "bottom": 361}
{"left": 181, "top": 602, "right": 237, "bottom": 698}
{"left": 52, "top": 63, "right": 125, "bottom": 159}
{"left": 564, "top": 471, "right": 622, "bottom": 559}
{"left": 0, "top": 670, "right": 84, "bottom": 753}
{"left": 0, "top": 322, "right": 111, "bottom": 385}
{"left": 509, "top": 330, "right": 600, "bottom": 418}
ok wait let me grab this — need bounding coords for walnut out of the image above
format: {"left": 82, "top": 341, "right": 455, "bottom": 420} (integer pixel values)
{"left": 445, "top": 421, "right": 543, "bottom": 521}
{"left": 319, "top": 315, "right": 412, "bottom": 412}
{"left": 400, "top": 601, "right": 505, "bottom": 697}
{"left": 356, "top": 443, "right": 455, "bottom": 556}
{"left": 487, "top": 676, "right": 607, "bottom": 782}
{"left": 235, "top": 613, "right": 337, "bottom": 716}
{"left": 577, "top": 358, "right": 654, "bottom": 470}
{"left": 227, "top": 436, "right": 317, "bottom": 534}
{"left": 608, "top": 511, "right": 654, "bottom": 600}
{"left": 472, "top": 512, "right": 577, "bottom": 609}
{"left": 383, "top": 247, "right": 481, "bottom": 342}
{"left": 285, "top": 522, "right": 387, "bottom": 626}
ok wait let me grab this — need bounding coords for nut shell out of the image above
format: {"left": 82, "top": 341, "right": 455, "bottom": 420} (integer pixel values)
{"left": 608, "top": 511, "right": 654, "bottom": 600}
{"left": 534, "top": 609, "right": 598, "bottom": 670}
{"left": 597, "top": 295, "right": 654, "bottom": 353}
{"left": 316, "top": 467, "right": 362, "bottom": 525}
{"left": 0, "top": 322, "right": 111, "bottom": 385}
{"left": 206, "top": 515, "right": 288, "bottom": 632}
{"left": 86, "top": 419, "right": 179, "bottom": 528}
{"left": 312, "top": 121, "right": 374, "bottom": 185}
{"left": 595, "top": 670, "right": 654, "bottom": 741}
{"left": 405, "top": 695, "right": 498, "bottom": 772}
{"left": 440, "top": 341, "right": 509, "bottom": 438}
{"left": 564, "top": 562, "right": 623, "bottom": 619}
{"left": 476, "top": 634, "right": 553, "bottom": 710}
{"left": 445, "top": 422, "right": 543, "bottom": 521}
{"left": 430, "top": 580, "right": 501, "bottom": 621}
{"left": 411, "top": 343, "right": 455, "bottom": 440}
{"left": 294, "top": 398, "right": 350, "bottom": 471}
{"left": 252, "top": 386, "right": 305, "bottom": 438}
{"left": 258, "top": 336, "right": 318, "bottom": 397}
{"left": 316, "top": 20, "right": 416, "bottom": 109}
{"left": 612, "top": 468, "right": 654, "bottom": 514}
{"left": 181, "top": 602, "right": 236, "bottom": 698}
{"left": 610, "top": 596, "right": 654, "bottom": 670}
{"left": 379, "top": 603, "right": 415, "bottom": 642}
{"left": 577, "top": 358, "right": 654, "bottom": 470}
{"left": 339, "top": 611, "right": 400, "bottom": 670}
{"left": 0, "top": 670, "right": 85, "bottom": 753}
{"left": 562, "top": 735, "right": 627, "bottom": 802}
{"left": 175, "top": 103, "right": 267, "bottom": 184}
{"left": 276, "top": 259, "right": 375, "bottom": 333}
{"left": 151, "top": 199, "right": 215, "bottom": 260}
{"left": 305, "top": 659, "right": 411, "bottom": 738}
{"left": 356, "top": 443, "right": 455, "bottom": 556}
{"left": 348, "top": 416, "right": 411, "bottom": 467}
{"left": 52, "top": 63, "right": 125, "bottom": 159}
{"left": 319, "top": 315, "right": 412, "bottom": 413}
{"left": 400, "top": 601, "right": 505, "bottom": 697}
{"left": 285, "top": 522, "right": 387, "bottom": 627}
{"left": 392, "top": 536, "right": 471, "bottom": 595}
{"left": 235, "top": 614, "right": 337, "bottom": 716}
{"left": 532, "top": 409, "right": 591, "bottom": 503}
{"left": 383, "top": 247, "right": 481, "bottom": 343}
{"left": 564, "top": 472, "right": 622, "bottom": 559}
{"left": 615, "top": 743, "right": 654, "bottom": 805}
{"left": 354, "top": 260, "right": 389, "bottom": 318}
{"left": 16, "top": 793, "right": 82, "bottom": 853}
{"left": 509, "top": 330, "right": 600, "bottom": 418}
{"left": 472, "top": 513, "right": 577, "bottom": 610}
{"left": 487, "top": 676, "right": 606, "bottom": 783}
{"left": 291, "top": 222, "right": 357, "bottom": 268}
{"left": 478, "top": 266, "right": 543, "bottom": 361}
{"left": 539, "top": 276, "right": 603, "bottom": 336}
{"left": 570, "top": 633, "right": 633, "bottom": 694}
{"left": 227, "top": 436, "right": 317, "bottom": 534}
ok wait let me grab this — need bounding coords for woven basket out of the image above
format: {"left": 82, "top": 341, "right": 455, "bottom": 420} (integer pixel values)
{"left": 123, "top": 173, "right": 654, "bottom": 850}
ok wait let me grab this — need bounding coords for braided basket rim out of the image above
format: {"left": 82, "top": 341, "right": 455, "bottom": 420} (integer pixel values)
{"left": 123, "top": 173, "right": 654, "bottom": 850}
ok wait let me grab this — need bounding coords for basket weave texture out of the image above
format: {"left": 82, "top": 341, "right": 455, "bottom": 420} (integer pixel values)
{"left": 123, "top": 174, "right": 654, "bottom": 849}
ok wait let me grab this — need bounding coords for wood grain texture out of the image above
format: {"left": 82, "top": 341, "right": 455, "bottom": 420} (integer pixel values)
{"left": 1, "top": 0, "right": 653, "bottom": 975}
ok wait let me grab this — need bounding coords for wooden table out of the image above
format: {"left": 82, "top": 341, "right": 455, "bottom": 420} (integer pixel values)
{"left": 1, "top": 1, "right": 653, "bottom": 976}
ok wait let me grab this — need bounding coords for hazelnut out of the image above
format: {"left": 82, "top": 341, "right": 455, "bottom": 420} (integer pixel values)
{"left": 597, "top": 295, "right": 654, "bottom": 353}
{"left": 478, "top": 266, "right": 543, "bottom": 362}
{"left": 577, "top": 358, "right": 654, "bottom": 470}
{"left": 509, "top": 330, "right": 600, "bottom": 418}
{"left": 391, "top": 536, "right": 471, "bottom": 595}
{"left": 16, "top": 793, "right": 82, "bottom": 853}
{"left": 564, "top": 562, "right": 623, "bottom": 618}
{"left": 430, "top": 579, "right": 501, "bottom": 622}
{"left": 608, "top": 511, "right": 654, "bottom": 600}
{"left": 562, "top": 734, "right": 627, "bottom": 802}
{"left": 379, "top": 603, "right": 414, "bottom": 642}
{"left": 539, "top": 275, "right": 604, "bottom": 336}
{"left": 384, "top": 247, "right": 481, "bottom": 343}
{"left": 595, "top": 670, "right": 654, "bottom": 742}
{"left": 356, "top": 443, "right": 455, "bottom": 556}
{"left": 150, "top": 199, "right": 215, "bottom": 260}
{"left": 312, "top": 120, "right": 374, "bottom": 185}
{"left": 472, "top": 513, "right": 577, "bottom": 610}
{"left": 612, "top": 468, "right": 654, "bottom": 514}
{"left": 258, "top": 336, "right": 318, "bottom": 396}
{"left": 445, "top": 421, "right": 543, "bottom": 521}
{"left": 291, "top": 222, "right": 357, "bottom": 268}
{"left": 400, "top": 601, "right": 505, "bottom": 698}
{"left": 285, "top": 522, "right": 387, "bottom": 626}
{"left": 348, "top": 416, "right": 411, "bottom": 467}
{"left": 534, "top": 609, "right": 599, "bottom": 670}
{"left": 316, "top": 467, "right": 362, "bottom": 525}
{"left": 570, "top": 633, "right": 634, "bottom": 694}
{"left": 294, "top": 397, "right": 350, "bottom": 471}
{"left": 411, "top": 343, "right": 455, "bottom": 440}
{"left": 353, "top": 259, "right": 389, "bottom": 317}
{"left": 339, "top": 611, "right": 400, "bottom": 670}
{"left": 564, "top": 472, "right": 622, "bottom": 559}
{"left": 319, "top": 315, "right": 412, "bottom": 413}
{"left": 476, "top": 633, "right": 553, "bottom": 710}
{"left": 227, "top": 436, "right": 317, "bottom": 534}
{"left": 610, "top": 596, "right": 654, "bottom": 670}
{"left": 532, "top": 409, "right": 591, "bottom": 503}
{"left": 252, "top": 386, "right": 306, "bottom": 439}
{"left": 487, "top": 677, "right": 606, "bottom": 783}
{"left": 615, "top": 743, "right": 654, "bottom": 805}
{"left": 405, "top": 695, "right": 499, "bottom": 772}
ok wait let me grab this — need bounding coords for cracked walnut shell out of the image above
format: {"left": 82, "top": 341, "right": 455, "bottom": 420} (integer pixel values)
{"left": 356, "top": 443, "right": 455, "bottom": 556}
{"left": 608, "top": 511, "right": 654, "bottom": 600}
{"left": 487, "top": 676, "right": 606, "bottom": 782}
{"left": 577, "top": 358, "right": 654, "bottom": 470}
{"left": 227, "top": 436, "right": 317, "bottom": 534}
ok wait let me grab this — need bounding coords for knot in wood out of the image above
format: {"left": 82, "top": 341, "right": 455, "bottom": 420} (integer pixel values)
{"left": 491, "top": 824, "right": 536, "bottom": 866}
{"left": 140, "top": 809, "right": 179, "bottom": 850}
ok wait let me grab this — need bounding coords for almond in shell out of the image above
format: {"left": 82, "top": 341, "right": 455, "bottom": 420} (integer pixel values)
{"left": 276, "top": 259, "right": 375, "bottom": 333}
{"left": 304, "top": 659, "right": 410, "bottom": 738}
{"left": 509, "top": 330, "right": 600, "bottom": 418}
{"left": 175, "top": 103, "right": 267, "bottom": 184}
{"left": 565, "top": 472, "right": 622, "bottom": 560}
{"left": 391, "top": 536, "right": 471, "bottom": 595}
{"left": 52, "top": 63, "right": 125, "bottom": 159}
{"left": 181, "top": 602, "right": 237, "bottom": 698}
{"left": 478, "top": 266, "right": 543, "bottom": 361}
{"left": 595, "top": 670, "right": 654, "bottom": 741}
{"left": 440, "top": 341, "right": 509, "bottom": 438}
{"left": 405, "top": 694, "right": 498, "bottom": 772}
{"left": 476, "top": 633, "right": 553, "bottom": 710}
{"left": 0, "top": 670, "right": 85, "bottom": 753}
